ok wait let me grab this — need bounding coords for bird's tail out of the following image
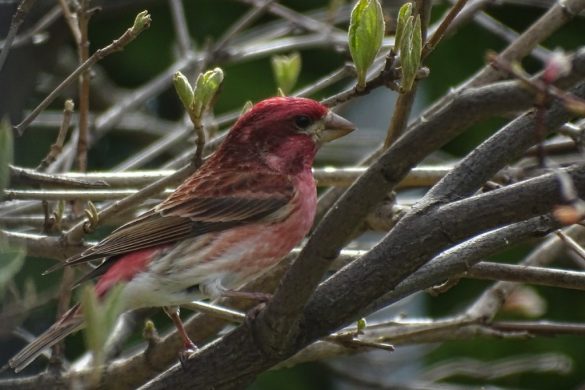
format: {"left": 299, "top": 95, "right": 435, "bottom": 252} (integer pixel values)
{"left": 8, "top": 304, "right": 84, "bottom": 373}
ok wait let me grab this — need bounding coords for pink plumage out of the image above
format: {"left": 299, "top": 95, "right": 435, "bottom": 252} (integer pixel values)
{"left": 8, "top": 96, "right": 354, "bottom": 372}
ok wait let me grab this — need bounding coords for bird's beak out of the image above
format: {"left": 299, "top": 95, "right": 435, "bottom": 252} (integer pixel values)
{"left": 319, "top": 111, "right": 355, "bottom": 143}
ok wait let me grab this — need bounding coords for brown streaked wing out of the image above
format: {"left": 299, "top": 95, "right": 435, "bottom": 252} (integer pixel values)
{"left": 61, "top": 170, "right": 295, "bottom": 268}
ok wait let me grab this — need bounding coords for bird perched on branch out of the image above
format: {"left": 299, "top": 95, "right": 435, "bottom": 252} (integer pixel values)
{"left": 8, "top": 96, "right": 355, "bottom": 372}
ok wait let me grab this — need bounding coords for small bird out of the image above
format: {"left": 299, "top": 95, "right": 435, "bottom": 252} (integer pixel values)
{"left": 8, "top": 96, "right": 355, "bottom": 372}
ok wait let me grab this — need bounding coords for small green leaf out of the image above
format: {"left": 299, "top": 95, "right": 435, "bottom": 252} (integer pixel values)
{"left": 103, "top": 284, "right": 125, "bottom": 337}
{"left": 271, "top": 52, "right": 302, "bottom": 95}
{"left": 399, "top": 15, "right": 413, "bottom": 91}
{"left": 407, "top": 15, "right": 422, "bottom": 90}
{"left": 394, "top": 2, "right": 412, "bottom": 52}
{"left": 173, "top": 71, "right": 194, "bottom": 110}
{"left": 81, "top": 285, "right": 102, "bottom": 361}
{"left": 399, "top": 14, "right": 422, "bottom": 92}
{"left": 0, "top": 119, "right": 13, "bottom": 194}
{"left": 348, "top": 0, "right": 385, "bottom": 88}
{"left": 191, "top": 67, "right": 224, "bottom": 119}
{"left": 81, "top": 283, "right": 125, "bottom": 367}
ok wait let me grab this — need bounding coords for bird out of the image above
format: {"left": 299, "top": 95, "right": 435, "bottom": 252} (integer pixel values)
{"left": 8, "top": 96, "right": 355, "bottom": 372}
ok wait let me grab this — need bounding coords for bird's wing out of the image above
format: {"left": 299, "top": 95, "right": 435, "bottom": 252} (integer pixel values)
{"left": 62, "top": 169, "right": 295, "bottom": 267}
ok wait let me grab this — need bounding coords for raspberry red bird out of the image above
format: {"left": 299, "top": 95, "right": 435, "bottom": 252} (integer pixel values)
{"left": 8, "top": 96, "right": 355, "bottom": 372}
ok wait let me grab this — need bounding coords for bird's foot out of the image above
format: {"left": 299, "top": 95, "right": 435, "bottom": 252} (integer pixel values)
{"left": 178, "top": 341, "right": 198, "bottom": 370}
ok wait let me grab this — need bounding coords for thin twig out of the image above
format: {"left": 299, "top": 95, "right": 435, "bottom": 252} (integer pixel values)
{"left": 13, "top": 10, "right": 152, "bottom": 134}
{"left": 62, "top": 163, "right": 194, "bottom": 244}
{"left": 0, "top": 0, "right": 37, "bottom": 73}
{"left": 214, "top": 0, "right": 274, "bottom": 51}
{"left": 0, "top": 5, "right": 61, "bottom": 50}
{"left": 168, "top": 0, "right": 192, "bottom": 57}
{"left": 75, "top": 0, "right": 91, "bottom": 173}
{"left": 465, "top": 226, "right": 585, "bottom": 320}
{"left": 48, "top": 267, "right": 75, "bottom": 369}
{"left": 469, "top": 0, "right": 585, "bottom": 87}
{"left": 422, "top": 0, "right": 469, "bottom": 58}
{"left": 4, "top": 166, "right": 457, "bottom": 199}
{"left": 322, "top": 53, "right": 400, "bottom": 107}
{"left": 465, "top": 261, "right": 585, "bottom": 291}
{"left": 36, "top": 100, "right": 75, "bottom": 172}
{"left": 57, "top": 0, "right": 81, "bottom": 45}
{"left": 556, "top": 230, "right": 585, "bottom": 262}
{"left": 422, "top": 353, "right": 572, "bottom": 382}
{"left": 235, "top": 0, "right": 345, "bottom": 35}
{"left": 491, "top": 320, "right": 585, "bottom": 336}
{"left": 472, "top": 11, "right": 550, "bottom": 62}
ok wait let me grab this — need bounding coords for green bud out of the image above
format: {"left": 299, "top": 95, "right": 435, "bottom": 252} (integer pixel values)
{"left": 357, "top": 318, "right": 367, "bottom": 333}
{"left": 0, "top": 119, "right": 13, "bottom": 194}
{"left": 348, "top": 0, "right": 385, "bottom": 88}
{"left": 143, "top": 320, "right": 156, "bottom": 334}
{"left": 271, "top": 52, "right": 301, "bottom": 95}
{"left": 399, "top": 14, "right": 422, "bottom": 92}
{"left": 394, "top": 2, "right": 412, "bottom": 52}
{"left": 173, "top": 71, "right": 194, "bottom": 110}
{"left": 132, "top": 10, "right": 152, "bottom": 33}
{"left": 191, "top": 67, "right": 224, "bottom": 119}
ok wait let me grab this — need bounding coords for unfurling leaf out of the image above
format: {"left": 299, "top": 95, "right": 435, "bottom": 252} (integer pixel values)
{"left": 394, "top": 2, "right": 412, "bottom": 52}
{"left": 173, "top": 71, "right": 194, "bottom": 110}
{"left": 0, "top": 119, "right": 13, "bottom": 194}
{"left": 132, "top": 10, "right": 152, "bottom": 33}
{"left": 399, "top": 15, "right": 422, "bottom": 92}
{"left": 348, "top": 0, "right": 385, "bottom": 88}
{"left": 191, "top": 67, "right": 224, "bottom": 119}
{"left": 271, "top": 52, "right": 302, "bottom": 95}
{"left": 82, "top": 283, "right": 125, "bottom": 367}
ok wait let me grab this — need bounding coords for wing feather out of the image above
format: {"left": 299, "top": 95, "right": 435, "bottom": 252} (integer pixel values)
{"left": 61, "top": 169, "right": 295, "bottom": 269}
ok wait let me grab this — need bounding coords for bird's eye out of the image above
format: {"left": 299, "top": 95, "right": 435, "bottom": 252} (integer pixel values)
{"left": 294, "top": 115, "right": 312, "bottom": 128}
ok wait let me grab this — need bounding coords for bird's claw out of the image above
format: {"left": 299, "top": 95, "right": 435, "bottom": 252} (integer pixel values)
{"left": 178, "top": 343, "right": 198, "bottom": 370}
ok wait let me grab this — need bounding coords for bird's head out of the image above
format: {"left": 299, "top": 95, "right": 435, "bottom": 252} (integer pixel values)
{"left": 219, "top": 97, "right": 355, "bottom": 174}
